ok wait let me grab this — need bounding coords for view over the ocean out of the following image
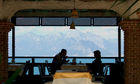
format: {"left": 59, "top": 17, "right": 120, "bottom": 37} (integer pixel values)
{"left": 8, "top": 26, "right": 124, "bottom": 57}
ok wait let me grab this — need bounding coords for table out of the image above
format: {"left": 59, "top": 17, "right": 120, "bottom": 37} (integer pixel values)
{"left": 45, "top": 71, "right": 102, "bottom": 84}
{"left": 52, "top": 71, "right": 92, "bottom": 84}
{"left": 8, "top": 64, "right": 24, "bottom": 71}
{"left": 8, "top": 64, "right": 24, "bottom": 76}
{"left": 61, "top": 64, "right": 87, "bottom": 71}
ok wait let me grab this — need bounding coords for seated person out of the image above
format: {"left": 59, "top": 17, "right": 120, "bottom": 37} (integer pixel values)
{"left": 90, "top": 50, "right": 103, "bottom": 76}
{"left": 51, "top": 49, "right": 69, "bottom": 74}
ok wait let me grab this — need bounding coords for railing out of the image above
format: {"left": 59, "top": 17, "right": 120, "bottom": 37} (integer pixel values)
{"left": 8, "top": 56, "right": 124, "bottom": 64}
{"left": 8, "top": 56, "right": 124, "bottom": 76}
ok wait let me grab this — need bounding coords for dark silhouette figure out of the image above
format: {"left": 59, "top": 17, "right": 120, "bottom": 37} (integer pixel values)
{"left": 51, "top": 49, "right": 69, "bottom": 74}
{"left": 91, "top": 50, "right": 103, "bottom": 76}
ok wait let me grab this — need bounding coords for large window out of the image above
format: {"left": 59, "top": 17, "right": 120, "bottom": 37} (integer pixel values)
{"left": 8, "top": 17, "right": 123, "bottom": 59}
{"left": 14, "top": 26, "right": 118, "bottom": 57}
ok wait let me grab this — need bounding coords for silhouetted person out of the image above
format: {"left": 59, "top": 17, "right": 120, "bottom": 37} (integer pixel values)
{"left": 51, "top": 49, "right": 69, "bottom": 74}
{"left": 91, "top": 50, "right": 103, "bottom": 76}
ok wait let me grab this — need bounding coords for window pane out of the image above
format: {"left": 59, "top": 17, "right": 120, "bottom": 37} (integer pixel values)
{"left": 8, "top": 30, "right": 12, "bottom": 57}
{"left": 26, "top": 70, "right": 29, "bottom": 75}
{"left": 68, "top": 18, "right": 91, "bottom": 26}
{"left": 34, "top": 67, "right": 40, "bottom": 75}
{"left": 15, "top": 26, "right": 118, "bottom": 57}
{"left": 94, "top": 18, "right": 117, "bottom": 26}
{"left": 42, "top": 17, "right": 65, "bottom": 26}
{"left": 16, "top": 17, "right": 40, "bottom": 26}
{"left": 121, "top": 28, "right": 124, "bottom": 57}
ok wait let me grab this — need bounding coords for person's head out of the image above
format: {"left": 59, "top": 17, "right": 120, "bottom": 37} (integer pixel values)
{"left": 60, "top": 49, "right": 67, "bottom": 57}
{"left": 93, "top": 50, "right": 101, "bottom": 59}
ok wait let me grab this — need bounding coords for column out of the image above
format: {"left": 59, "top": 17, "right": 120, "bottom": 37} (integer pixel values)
{"left": 120, "top": 20, "right": 140, "bottom": 84}
{"left": 0, "top": 21, "right": 14, "bottom": 84}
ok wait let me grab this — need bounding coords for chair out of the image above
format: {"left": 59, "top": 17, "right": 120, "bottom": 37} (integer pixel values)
{"left": 93, "top": 65, "right": 109, "bottom": 83}
{"left": 45, "top": 62, "right": 54, "bottom": 76}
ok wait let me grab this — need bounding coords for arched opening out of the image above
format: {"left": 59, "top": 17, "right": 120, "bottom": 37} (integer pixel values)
{"left": 8, "top": 9, "right": 124, "bottom": 84}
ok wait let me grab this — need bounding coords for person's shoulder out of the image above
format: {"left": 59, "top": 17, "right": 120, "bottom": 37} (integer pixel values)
{"left": 55, "top": 53, "right": 60, "bottom": 56}
{"left": 55, "top": 53, "right": 61, "bottom": 58}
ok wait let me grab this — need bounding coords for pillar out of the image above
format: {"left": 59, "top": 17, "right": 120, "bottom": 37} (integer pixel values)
{"left": 120, "top": 20, "right": 140, "bottom": 84}
{"left": 0, "top": 21, "right": 14, "bottom": 84}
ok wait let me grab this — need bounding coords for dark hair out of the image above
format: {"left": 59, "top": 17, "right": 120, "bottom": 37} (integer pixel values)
{"left": 94, "top": 50, "right": 101, "bottom": 58}
{"left": 61, "top": 49, "right": 67, "bottom": 53}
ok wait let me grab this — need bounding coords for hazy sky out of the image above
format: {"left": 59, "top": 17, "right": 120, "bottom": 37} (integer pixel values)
{"left": 8, "top": 26, "right": 124, "bottom": 57}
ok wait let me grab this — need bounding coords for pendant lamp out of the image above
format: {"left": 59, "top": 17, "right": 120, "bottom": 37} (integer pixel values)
{"left": 70, "top": 21, "right": 75, "bottom": 29}
{"left": 71, "top": 0, "right": 78, "bottom": 18}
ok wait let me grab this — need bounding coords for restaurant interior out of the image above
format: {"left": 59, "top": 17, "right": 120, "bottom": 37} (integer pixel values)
{"left": 0, "top": 0, "right": 140, "bottom": 84}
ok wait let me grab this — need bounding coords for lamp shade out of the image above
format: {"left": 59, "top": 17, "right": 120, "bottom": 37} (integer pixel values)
{"left": 70, "top": 21, "right": 75, "bottom": 29}
{"left": 71, "top": 8, "right": 78, "bottom": 18}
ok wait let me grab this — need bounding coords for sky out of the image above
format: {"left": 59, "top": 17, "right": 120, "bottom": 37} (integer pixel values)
{"left": 8, "top": 26, "right": 124, "bottom": 57}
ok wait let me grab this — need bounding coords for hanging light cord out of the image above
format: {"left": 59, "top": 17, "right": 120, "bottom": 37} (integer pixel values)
{"left": 74, "top": 0, "right": 75, "bottom": 9}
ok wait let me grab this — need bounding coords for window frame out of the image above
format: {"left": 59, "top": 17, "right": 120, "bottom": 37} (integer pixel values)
{"left": 10, "top": 16, "right": 122, "bottom": 61}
